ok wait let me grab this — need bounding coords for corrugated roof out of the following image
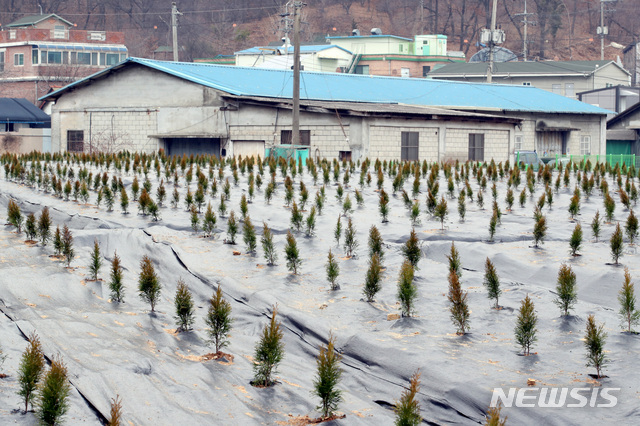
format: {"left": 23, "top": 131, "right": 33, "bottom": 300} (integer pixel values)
{"left": 41, "top": 57, "right": 611, "bottom": 115}
{"left": 0, "top": 98, "right": 50, "bottom": 124}
{"left": 429, "top": 60, "right": 627, "bottom": 76}
{"left": 328, "top": 35, "right": 412, "bottom": 41}
{"left": 5, "top": 13, "right": 73, "bottom": 28}
{"left": 236, "top": 45, "right": 351, "bottom": 55}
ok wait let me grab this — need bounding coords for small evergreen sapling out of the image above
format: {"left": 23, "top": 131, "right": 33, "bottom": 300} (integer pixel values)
{"left": 591, "top": 210, "right": 601, "bottom": 242}
{"left": 397, "top": 261, "right": 417, "bottom": 317}
{"left": 120, "top": 187, "right": 129, "bottom": 214}
{"left": 368, "top": 225, "right": 384, "bottom": 263}
{"left": 88, "top": 238, "right": 102, "bottom": 280}
{"left": 488, "top": 210, "right": 498, "bottom": 242}
{"left": 485, "top": 402, "right": 507, "bottom": 426}
{"left": 18, "top": 332, "right": 45, "bottom": 412}
{"left": 446, "top": 242, "right": 462, "bottom": 277}
{"left": 402, "top": 228, "right": 421, "bottom": 269}
{"left": 62, "top": 224, "right": 74, "bottom": 267}
{"left": 205, "top": 285, "right": 233, "bottom": 353}
{"left": 584, "top": 314, "right": 608, "bottom": 379}
{"left": 618, "top": 268, "right": 640, "bottom": 332}
{"left": 343, "top": 217, "right": 358, "bottom": 257}
{"left": 226, "top": 211, "right": 238, "bottom": 244}
{"left": 448, "top": 271, "right": 470, "bottom": 334}
{"left": 305, "top": 206, "right": 317, "bottom": 237}
{"left": 138, "top": 255, "right": 161, "bottom": 312}
{"left": 326, "top": 249, "right": 340, "bottom": 290}
{"left": 53, "top": 226, "right": 63, "bottom": 257}
{"left": 334, "top": 216, "right": 342, "bottom": 245}
{"left": 261, "top": 222, "right": 277, "bottom": 265}
{"left": 555, "top": 264, "right": 577, "bottom": 316}
{"left": 108, "top": 395, "right": 123, "bottom": 426}
{"left": 604, "top": 193, "right": 616, "bottom": 222}
{"left": 434, "top": 196, "right": 448, "bottom": 230}
{"left": 174, "top": 279, "right": 195, "bottom": 331}
{"left": 243, "top": 216, "right": 257, "bottom": 253}
{"left": 36, "top": 355, "right": 70, "bottom": 425}
{"left": 532, "top": 215, "right": 547, "bottom": 248}
{"left": 569, "top": 223, "right": 583, "bottom": 256}
{"left": 109, "top": 251, "right": 124, "bottom": 303}
{"left": 7, "top": 199, "right": 23, "bottom": 233}
{"left": 313, "top": 333, "right": 343, "bottom": 419}
{"left": 626, "top": 210, "right": 638, "bottom": 244}
{"left": 284, "top": 230, "right": 301, "bottom": 274}
{"left": 379, "top": 189, "right": 390, "bottom": 222}
{"left": 363, "top": 253, "right": 382, "bottom": 302}
{"left": 190, "top": 205, "right": 200, "bottom": 233}
{"left": 38, "top": 207, "right": 51, "bottom": 246}
{"left": 202, "top": 202, "right": 217, "bottom": 237}
{"left": 610, "top": 222, "right": 624, "bottom": 265}
{"left": 25, "top": 213, "right": 37, "bottom": 241}
{"left": 394, "top": 370, "right": 422, "bottom": 426}
{"left": 514, "top": 295, "right": 538, "bottom": 355}
{"left": 252, "top": 305, "right": 284, "bottom": 387}
{"left": 483, "top": 258, "right": 501, "bottom": 309}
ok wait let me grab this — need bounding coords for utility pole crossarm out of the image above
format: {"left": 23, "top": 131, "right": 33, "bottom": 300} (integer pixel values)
{"left": 291, "top": 1, "right": 305, "bottom": 146}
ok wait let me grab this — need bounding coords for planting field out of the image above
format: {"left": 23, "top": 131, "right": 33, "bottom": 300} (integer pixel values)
{"left": 0, "top": 153, "right": 639, "bottom": 425}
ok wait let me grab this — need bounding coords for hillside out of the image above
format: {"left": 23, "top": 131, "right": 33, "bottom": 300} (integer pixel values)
{"left": 2, "top": 0, "right": 639, "bottom": 62}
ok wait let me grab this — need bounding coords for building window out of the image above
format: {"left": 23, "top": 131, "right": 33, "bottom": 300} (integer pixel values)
{"left": 514, "top": 134, "right": 523, "bottom": 152}
{"left": 580, "top": 135, "right": 591, "bottom": 155}
{"left": 399, "top": 44, "right": 404, "bottom": 53}
{"left": 1, "top": 123, "right": 16, "bottom": 132}
{"left": 354, "top": 65, "right": 369, "bottom": 75}
{"left": 468, "top": 133, "right": 485, "bottom": 162}
{"left": 422, "top": 66, "right": 431, "bottom": 77}
{"left": 281, "top": 130, "right": 311, "bottom": 146}
{"left": 339, "top": 151, "right": 352, "bottom": 161}
{"left": 9, "top": 30, "right": 16, "bottom": 40}
{"left": 67, "top": 130, "right": 84, "bottom": 153}
{"left": 47, "top": 51, "right": 62, "bottom": 64}
{"left": 401, "top": 132, "right": 419, "bottom": 162}
{"left": 53, "top": 25, "right": 66, "bottom": 39}
{"left": 14, "top": 53, "right": 24, "bottom": 66}
{"left": 552, "top": 84, "right": 562, "bottom": 95}
{"left": 77, "top": 52, "right": 91, "bottom": 65}
{"left": 522, "top": 82, "right": 531, "bottom": 86}
{"left": 106, "top": 53, "right": 120, "bottom": 65}
{"left": 565, "top": 83, "right": 575, "bottom": 97}
{"left": 0, "top": 52, "right": 4, "bottom": 72}
{"left": 32, "top": 49, "right": 38, "bottom": 65}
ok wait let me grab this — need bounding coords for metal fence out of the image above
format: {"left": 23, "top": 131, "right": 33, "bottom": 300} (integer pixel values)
{"left": 550, "top": 154, "right": 638, "bottom": 169}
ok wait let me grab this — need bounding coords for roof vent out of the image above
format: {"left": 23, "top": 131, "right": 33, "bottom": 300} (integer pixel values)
{"left": 352, "top": 29, "right": 360, "bottom": 36}
{"left": 371, "top": 28, "right": 382, "bottom": 36}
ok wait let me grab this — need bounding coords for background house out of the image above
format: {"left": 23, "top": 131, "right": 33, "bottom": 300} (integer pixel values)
{"left": 428, "top": 60, "right": 631, "bottom": 99}
{"left": 235, "top": 45, "right": 352, "bottom": 73}
{"left": 578, "top": 85, "right": 640, "bottom": 117}
{"left": 606, "top": 101, "right": 640, "bottom": 158}
{"left": 623, "top": 42, "right": 640, "bottom": 87}
{"left": 0, "top": 98, "right": 51, "bottom": 153}
{"left": 40, "top": 58, "right": 608, "bottom": 162}
{"left": 0, "top": 13, "right": 128, "bottom": 105}
{"left": 327, "top": 31, "right": 465, "bottom": 77}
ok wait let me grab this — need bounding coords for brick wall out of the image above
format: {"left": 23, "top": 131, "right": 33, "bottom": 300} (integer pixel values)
{"left": 369, "top": 126, "right": 438, "bottom": 161}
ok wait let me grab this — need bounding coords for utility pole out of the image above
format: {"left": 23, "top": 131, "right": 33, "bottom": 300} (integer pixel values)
{"left": 419, "top": 0, "right": 424, "bottom": 34}
{"left": 171, "top": 2, "right": 182, "bottom": 62}
{"left": 487, "top": 0, "right": 498, "bottom": 83}
{"left": 515, "top": 0, "right": 535, "bottom": 61}
{"left": 291, "top": 1, "right": 304, "bottom": 145}
{"left": 598, "top": 0, "right": 615, "bottom": 60}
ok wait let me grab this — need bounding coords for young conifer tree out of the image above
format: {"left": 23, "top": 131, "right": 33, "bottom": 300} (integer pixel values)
{"left": 334, "top": 215, "right": 342, "bottom": 245}
{"left": 326, "top": 249, "right": 340, "bottom": 290}
{"left": 626, "top": 210, "right": 639, "bottom": 244}
{"left": 363, "top": 253, "right": 382, "bottom": 302}
{"left": 554, "top": 264, "right": 577, "bottom": 316}
{"left": 261, "top": 222, "right": 277, "bottom": 265}
{"left": 591, "top": 210, "right": 602, "bottom": 242}
{"left": 394, "top": 370, "right": 422, "bottom": 426}
{"left": 38, "top": 207, "right": 52, "bottom": 246}
{"left": 448, "top": 271, "right": 470, "bottom": 334}
{"left": 53, "top": 226, "right": 63, "bottom": 257}
{"left": 120, "top": 187, "right": 129, "bottom": 214}
{"left": 569, "top": 223, "right": 583, "bottom": 256}
{"left": 7, "top": 199, "right": 24, "bottom": 233}
{"left": 203, "top": 202, "right": 217, "bottom": 237}
{"left": 313, "top": 332, "right": 343, "bottom": 419}
{"left": 174, "top": 279, "right": 195, "bottom": 331}
{"left": 343, "top": 217, "right": 358, "bottom": 257}
{"left": 446, "top": 242, "right": 462, "bottom": 277}
{"left": 18, "top": 332, "right": 45, "bottom": 413}
{"left": 25, "top": 213, "right": 37, "bottom": 241}
{"left": 36, "top": 355, "right": 71, "bottom": 425}
{"left": 532, "top": 215, "right": 547, "bottom": 248}
{"left": 514, "top": 295, "right": 538, "bottom": 355}
{"left": 434, "top": 196, "right": 448, "bottom": 230}
{"left": 284, "top": 230, "right": 301, "bottom": 274}
{"left": 109, "top": 251, "right": 124, "bottom": 303}
{"left": 368, "top": 225, "right": 384, "bottom": 263}
{"left": 62, "top": 225, "right": 74, "bottom": 267}
{"left": 584, "top": 314, "right": 608, "bottom": 378}
{"left": 107, "top": 395, "right": 123, "bottom": 426}
{"left": 252, "top": 305, "right": 284, "bottom": 387}
{"left": 397, "top": 261, "right": 417, "bottom": 317}
{"left": 402, "top": 228, "right": 421, "bottom": 269}
{"left": 618, "top": 268, "right": 640, "bottom": 332}
{"left": 483, "top": 258, "right": 501, "bottom": 308}
{"left": 243, "top": 216, "right": 257, "bottom": 253}
{"left": 205, "top": 285, "right": 233, "bottom": 353}
{"left": 610, "top": 222, "right": 624, "bottom": 265}
{"left": 88, "top": 238, "right": 102, "bottom": 281}
{"left": 138, "top": 255, "right": 161, "bottom": 312}
{"left": 485, "top": 403, "right": 507, "bottom": 426}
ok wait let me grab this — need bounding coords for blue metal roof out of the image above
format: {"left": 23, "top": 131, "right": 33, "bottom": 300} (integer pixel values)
{"left": 41, "top": 57, "right": 611, "bottom": 115}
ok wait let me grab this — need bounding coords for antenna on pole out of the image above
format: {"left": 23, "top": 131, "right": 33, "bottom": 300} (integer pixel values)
{"left": 486, "top": 0, "right": 498, "bottom": 83}
{"left": 514, "top": 0, "right": 535, "bottom": 61}
{"left": 171, "top": 2, "right": 182, "bottom": 62}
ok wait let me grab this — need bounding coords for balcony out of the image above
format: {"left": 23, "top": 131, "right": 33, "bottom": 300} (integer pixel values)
{"left": 0, "top": 28, "right": 124, "bottom": 44}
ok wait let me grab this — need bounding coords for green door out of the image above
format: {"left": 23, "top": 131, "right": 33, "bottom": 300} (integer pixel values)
{"left": 606, "top": 140, "right": 632, "bottom": 155}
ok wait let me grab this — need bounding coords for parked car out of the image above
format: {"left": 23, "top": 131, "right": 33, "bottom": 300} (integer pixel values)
{"left": 514, "top": 150, "right": 544, "bottom": 171}
{"left": 546, "top": 156, "right": 571, "bottom": 169}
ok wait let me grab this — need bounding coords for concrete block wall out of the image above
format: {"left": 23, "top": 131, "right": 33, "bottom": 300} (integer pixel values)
{"left": 444, "top": 128, "right": 509, "bottom": 162}
{"left": 369, "top": 126, "right": 438, "bottom": 161}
